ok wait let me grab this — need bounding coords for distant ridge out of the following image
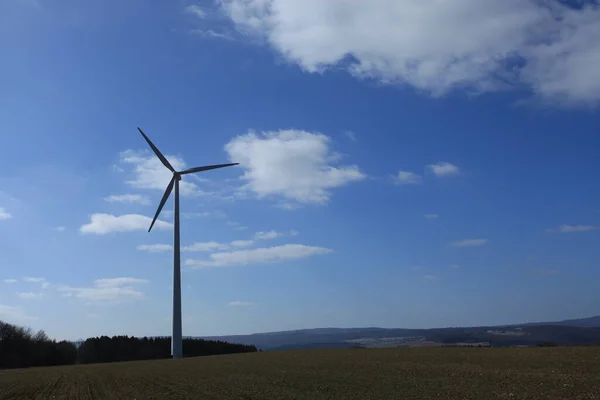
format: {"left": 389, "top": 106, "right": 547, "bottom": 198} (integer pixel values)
{"left": 189, "top": 315, "right": 600, "bottom": 350}
{"left": 523, "top": 315, "right": 600, "bottom": 328}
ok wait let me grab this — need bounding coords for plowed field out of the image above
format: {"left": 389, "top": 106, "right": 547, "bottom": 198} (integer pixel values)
{"left": 1, "top": 347, "right": 600, "bottom": 399}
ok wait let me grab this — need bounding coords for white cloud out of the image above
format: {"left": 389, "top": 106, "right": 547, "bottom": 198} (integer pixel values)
{"left": 424, "top": 214, "right": 439, "bottom": 220}
{"left": 395, "top": 170, "right": 421, "bottom": 185}
{"left": 0, "top": 304, "right": 37, "bottom": 321}
{"left": 225, "top": 130, "right": 366, "bottom": 204}
{"left": 230, "top": 240, "right": 254, "bottom": 248}
{"left": 17, "top": 292, "right": 42, "bottom": 300}
{"left": 22, "top": 277, "right": 50, "bottom": 290}
{"left": 3, "top": 279, "right": 17, "bottom": 284}
{"left": 105, "top": 194, "right": 151, "bottom": 205}
{"left": 220, "top": 0, "right": 600, "bottom": 106}
{"left": 0, "top": 207, "right": 12, "bottom": 220}
{"left": 58, "top": 277, "right": 148, "bottom": 303}
{"left": 80, "top": 213, "right": 172, "bottom": 235}
{"left": 186, "top": 244, "right": 332, "bottom": 268}
{"left": 427, "top": 162, "right": 460, "bottom": 177}
{"left": 23, "top": 277, "right": 45, "bottom": 283}
{"left": 183, "top": 211, "right": 227, "bottom": 219}
{"left": 276, "top": 202, "right": 303, "bottom": 211}
{"left": 185, "top": 4, "right": 206, "bottom": 19}
{"left": 161, "top": 210, "right": 174, "bottom": 220}
{"left": 343, "top": 131, "right": 357, "bottom": 142}
{"left": 254, "top": 230, "right": 298, "bottom": 240}
{"left": 182, "top": 241, "right": 229, "bottom": 252}
{"left": 227, "top": 221, "right": 249, "bottom": 230}
{"left": 166, "top": 229, "right": 302, "bottom": 253}
{"left": 138, "top": 228, "right": 300, "bottom": 254}
{"left": 94, "top": 277, "right": 149, "bottom": 287}
{"left": 229, "top": 301, "right": 255, "bottom": 307}
{"left": 546, "top": 224, "right": 598, "bottom": 233}
{"left": 119, "top": 150, "right": 203, "bottom": 197}
{"left": 450, "top": 238, "right": 488, "bottom": 248}
{"left": 191, "top": 29, "right": 234, "bottom": 41}
{"left": 136, "top": 244, "right": 173, "bottom": 253}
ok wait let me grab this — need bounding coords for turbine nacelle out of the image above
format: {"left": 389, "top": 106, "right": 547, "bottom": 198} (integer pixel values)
{"left": 137, "top": 127, "right": 238, "bottom": 232}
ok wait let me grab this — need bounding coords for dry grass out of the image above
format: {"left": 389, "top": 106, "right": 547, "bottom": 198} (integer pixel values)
{"left": 1, "top": 347, "right": 600, "bottom": 399}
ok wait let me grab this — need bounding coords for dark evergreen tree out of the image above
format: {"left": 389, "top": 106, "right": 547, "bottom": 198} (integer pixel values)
{"left": 0, "top": 321, "right": 77, "bottom": 369}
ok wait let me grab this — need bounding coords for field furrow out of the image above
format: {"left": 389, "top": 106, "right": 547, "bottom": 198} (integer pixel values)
{"left": 1, "top": 347, "right": 600, "bottom": 399}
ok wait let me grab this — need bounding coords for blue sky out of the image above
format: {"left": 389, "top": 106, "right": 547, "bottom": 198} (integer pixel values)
{"left": 1, "top": 0, "right": 599, "bottom": 341}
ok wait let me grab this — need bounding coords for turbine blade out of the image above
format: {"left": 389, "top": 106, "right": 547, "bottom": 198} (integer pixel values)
{"left": 137, "top": 127, "right": 175, "bottom": 173}
{"left": 179, "top": 163, "right": 239, "bottom": 175}
{"left": 149, "top": 176, "right": 175, "bottom": 232}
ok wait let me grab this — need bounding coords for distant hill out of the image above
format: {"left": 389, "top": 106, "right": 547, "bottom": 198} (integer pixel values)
{"left": 524, "top": 316, "right": 600, "bottom": 328}
{"left": 192, "top": 315, "right": 600, "bottom": 350}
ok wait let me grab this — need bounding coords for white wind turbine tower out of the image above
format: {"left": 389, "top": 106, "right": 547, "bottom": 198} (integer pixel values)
{"left": 138, "top": 127, "right": 238, "bottom": 359}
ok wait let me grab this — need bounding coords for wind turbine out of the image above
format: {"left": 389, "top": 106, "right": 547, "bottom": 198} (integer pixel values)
{"left": 138, "top": 127, "right": 238, "bottom": 359}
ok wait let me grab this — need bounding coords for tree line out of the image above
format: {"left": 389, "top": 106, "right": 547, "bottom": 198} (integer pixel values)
{"left": 0, "top": 320, "right": 257, "bottom": 370}
{"left": 77, "top": 335, "right": 257, "bottom": 364}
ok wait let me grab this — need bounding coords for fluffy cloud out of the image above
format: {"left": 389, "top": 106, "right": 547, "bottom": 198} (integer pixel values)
{"left": 118, "top": 150, "right": 203, "bottom": 196}
{"left": 21, "top": 277, "right": 50, "bottom": 290}
{"left": 230, "top": 240, "right": 255, "bottom": 248}
{"left": 225, "top": 130, "right": 366, "bottom": 204}
{"left": 449, "top": 238, "right": 488, "bottom": 248}
{"left": 229, "top": 301, "right": 255, "bottom": 307}
{"left": 105, "top": 194, "right": 151, "bottom": 205}
{"left": 185, "top": 244, "right": 332, "bottom": 268}
{"left": 546, "top": 224, "right": 598, "bottom": 233}
{"left": 58, "top": 277, "right": 148, "bottom": 303}
{"left": 395, "top": 170, "right": 421, "bottom": 185}
{"left": 183, "top": 211, "right": 227, "bottom": 219}
{"left": 136, "top": 244, "right": 173, "bottom": 253}
{"left": 220, "top": 0, "right": 600, "bottom": 106}
{"left": 185, "top": 4, "right": 206, "bottom": 19}
{"left": 182, "top": 241, "right": 229, "bottom": 252}
{"left": 344, "top": 131, "right": 357, "bottom": 142}
{"left": 94, "top": 278, "right": 149, "bottom": 287}
{"left": 17, "top": 292, "right": 42, "bottom": 300}
{"left": 191, "top": 29, "right": 234, "bottom": 41}
{"left": 0, "top": 304, "right": 37, "bottom": 321}
{"left": 0, "top": 207, "right": 12, "bottom": 220}
{"left": 22, "top": 277, "right": 45, "bottom": 283}
{"left": 80, "top": 214, "right": 172, "bottom": 235}
{"left": 254, "top": 230, "right": 298, "bottom": 240}
{"left": 427, "top": 162, "right": 460, "bottom": 177}
{"left": 226, "top": 221, "right": 248, "bottom": 231}
{"left": 141, "top": 230, "right": 299, "bottom": 253}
